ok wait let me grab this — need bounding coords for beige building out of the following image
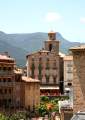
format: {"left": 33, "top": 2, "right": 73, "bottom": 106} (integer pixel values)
{"left": 0, "top": 53, "right": 40, "bottom": 111}
{"left": 64, "top": 55, "right": 73, "bottom": 92}
{"left": 70, "top": 45, "right": 85, "bottom": 113}
{"left": 0, "top": 53, "right": 16, "bottom": 108}
{"left": 26, "top": 31, "right": 64, "bottom": 96}
{"left": 22, "top": 76, "right": 40, "bottom": 110}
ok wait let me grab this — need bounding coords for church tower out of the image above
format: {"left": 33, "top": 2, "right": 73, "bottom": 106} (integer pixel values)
{"left": 44, "top": 31, "right": 59, "bottom": 54}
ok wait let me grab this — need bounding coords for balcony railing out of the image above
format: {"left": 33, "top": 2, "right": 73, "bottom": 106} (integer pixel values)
{"left": 0, "top": 71, "right": 13, "bottom": 75}
{"left": 0, "top": 82, "right": 14, "bottom": 86}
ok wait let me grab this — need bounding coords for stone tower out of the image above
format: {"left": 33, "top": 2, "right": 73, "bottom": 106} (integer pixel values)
{"left": 44, "top": 31, "right": 59, "bottom": 54}
{"left": 70, "top": 45, "right": 85, "bottom": 113}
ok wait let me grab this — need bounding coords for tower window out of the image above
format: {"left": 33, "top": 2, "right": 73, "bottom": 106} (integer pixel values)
{"left": 49, "top": 44, "right": 52, "bottom": 51}
{"left": 45, "top": 75, "right": 49, "bottom": 83}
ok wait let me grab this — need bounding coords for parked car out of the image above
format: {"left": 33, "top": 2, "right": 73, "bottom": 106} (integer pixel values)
{"left": 71, "top": 111, "right": 85, "bottom": 120}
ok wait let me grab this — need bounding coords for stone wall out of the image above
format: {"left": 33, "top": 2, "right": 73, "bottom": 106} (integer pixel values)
{"left": 73, "top": 51, "right": 85, "bottom": 113}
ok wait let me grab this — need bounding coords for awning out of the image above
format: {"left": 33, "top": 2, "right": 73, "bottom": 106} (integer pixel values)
{"left": 40, "top": 86, "right": 59, "bottom": 90}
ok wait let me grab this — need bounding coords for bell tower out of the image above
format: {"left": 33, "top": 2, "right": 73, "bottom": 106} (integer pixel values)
{"left": 44, "top": 31, "right": 59, "bottom": 54}
{"left": 48, "top": 31, "right": 56, "bottom": 40}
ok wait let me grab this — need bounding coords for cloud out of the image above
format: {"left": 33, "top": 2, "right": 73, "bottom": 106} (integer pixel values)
{"left": 80, "top": 17, "right": 85, "bottom": 23}
{"left": 45, "top": 12, "right": 62, "bottom": 23}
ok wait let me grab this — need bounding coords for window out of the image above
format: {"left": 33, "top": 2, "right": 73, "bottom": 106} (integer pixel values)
{"left": 32, "top": 58, "right": 34, "bottom": 61}
{"left": 9, "top": 89, "right": 12, "bottom": 94}
{"left": 67, "top": 64, "right": 72, "bottom": 67}
{"left": 38, "top": 64, "right": 42, "bottom": 75}
{"left": 46, "top": 62, "right": 50, "bottom": 70}
{"left": 8, "top": 78, "right": 11, "bottom": 82}
{"left": 49, "top": 44, "right": 52, "bottom": 51}
{"left": 39, "top": 57, "right": 42, "bottom": 62}
{"left": 3, "top": 67, "right": 6, "bottom": 71}
{"left": 0, "top": 79, "right": 1, "bottom": 82}
{"left": 67, "top": 67, "right": 72, "bottom": 73}
{"left": 53, "top": 77, "right": 56, "bottom": 83}
{"left": 0, "top": 89, "right": 2, "bottom": 94}
{"left": 31, "top": 63, "right": 35, "bottom": 78}
{"left": 50, "top": 35, "right": 52, "bottom": 39}
{"left": 53, "top": 62, "right": 57, "bottom": 69}
{"left": 68, "top": 83, "right": 72, "bottom": 86}
{"left": 47, "top": 58, "right": 49, "bottom": 61}
{"left": 8, "top": 67, "right": 11, "bottom": 71}
{"left": 45, "top": 75, "right": 49, "bottom": 83}
{"left": 53, "top": 76, "right": 57, "bottom": 83}
{"left": 8, "top": 99, "right": 11, "bottom": 103}
{"left": 3, "top": 78, "right": 6, "bottom": 82}
{"left": 38, "top": 75, "right": 42, "bottom": 80}
{"left": 4, "top": 89, "right": 7, "bottom": 94}
{"left": 0, "top": 67, "right": 1, "bottom": 70}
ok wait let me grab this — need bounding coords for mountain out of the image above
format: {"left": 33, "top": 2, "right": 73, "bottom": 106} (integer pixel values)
{"left": 0, "top": 32, "right": 27, "bottom": 66}
{"left": 0, "top": 31, "right": 81, "bottom": 66}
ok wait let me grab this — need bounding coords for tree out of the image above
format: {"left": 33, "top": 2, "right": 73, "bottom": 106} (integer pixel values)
{"left": 9, "top": 111, "right": 26, "bottom": 120}
{"left": 0, "top": 114, "right": 8, "bottom": 120}
{"left": 40, "top": 96, "right": 49, "bottom": 102}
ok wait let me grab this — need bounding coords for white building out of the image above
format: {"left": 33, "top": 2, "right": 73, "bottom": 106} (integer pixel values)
{"left": 64, "top": 55, "right": 73, "bottom": 91}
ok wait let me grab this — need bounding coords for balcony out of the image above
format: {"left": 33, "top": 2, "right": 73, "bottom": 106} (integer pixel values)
{"left": 0, "top": 82, "right": 14, "bottom": 86}
{"left": 0, "top": 71, "right": 13, "bottom": 75}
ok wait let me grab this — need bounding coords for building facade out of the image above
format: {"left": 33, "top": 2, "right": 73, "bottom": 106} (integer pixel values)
{"left": 70, "top": 45, "right": 85, "bottom": 113}
{"left": 64, "top": 55, "right": 73, "bottom": 92}
{"left": 26, "top": 31, "right": 64, "bottom": 96}
{"left": 22, "top": 76, "right": 40, "bottom": 110}
{"left": 0, "top": 54, "right": 16, "bottom": 109}
{"left": 0, "top": 53, "right": 40, "bottom": 111}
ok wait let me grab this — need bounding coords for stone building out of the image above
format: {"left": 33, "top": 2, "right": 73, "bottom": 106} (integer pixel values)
{"left": 26, "top": 31, "right": 64, "bottom": 96}
{"left": 70, "top": 45, "right": 85, "bottom": 113}
{"left": 0, "top": 53, "right": 16, "bottom": 109}
{"left": 0, "top": 53, "right": 40, "bottom": 111}
{"left": 22, "top": 76, "right": 40, "bottom": 110}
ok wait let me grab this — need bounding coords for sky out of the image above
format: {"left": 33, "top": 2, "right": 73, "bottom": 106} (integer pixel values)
{"left": 0, "top": 0, "right": 85, "bottom": 42}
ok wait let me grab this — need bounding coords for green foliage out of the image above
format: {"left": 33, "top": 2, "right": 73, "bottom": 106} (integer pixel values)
{"left": 0, "top": 114, "right": 8, "bottom": 120}
{"left": 40, "top": 96, "right": 49, "bottom": 102}
{"left": 9, "top": 111, "right": 26, "bottom": 120}
{"left": 31, "top": 63, "right": 35, "bottom": 78}
{"left": 38, "top": 64, "right": 42, "bottom": 75}
{"left": 57, "top": 95, "right": 69, "bottom": 100}
{"left": 38, "top": 64, "right": 42, "bottom": 80}
{"left": 37, "top": 95, "right": 69, "bottom": 117}
{"left": 0, "top": 112, "right": 27, "bottom": 120}
{"left": 36, "top": 104, "right": 48, "bottom": 117}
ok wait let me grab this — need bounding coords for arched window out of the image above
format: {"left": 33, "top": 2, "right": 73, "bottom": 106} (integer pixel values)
{"left": 53, "top": 75, "right": 57, "bottom": 83}
{"left": 45, "top": 75, "right": 50, "bottom": 83}
{"left": 49, "top": 44, "right": 52, "bottom": 51}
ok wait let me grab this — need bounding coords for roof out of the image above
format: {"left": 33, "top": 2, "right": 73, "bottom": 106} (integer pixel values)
{"left": 64, "top": 55, "right": 73, "bottom": 60}
{"left": 22, "top": 76, "right": 40, "bottom": 83}
{"left": 40, "top": 86, "right": 59, "bottom": 90}
{"left": 14, "top": 69, "right": 22, "bottom": 74}
{"left": 0, "top": 54, "right": 14, "bottom": 60}
{"left": 26, "top": 49, "right": 50, "bottom": 57}
{"left": 48, "top": 31, "right": 56, "bottom": 34}
{"left": 59, "top": 52, "right": 65, "bottom": 57}
{"left": 70, "top": 45, "right": 85, "bottom": 52}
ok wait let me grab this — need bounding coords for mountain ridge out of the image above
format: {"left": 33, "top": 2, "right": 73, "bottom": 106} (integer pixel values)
{"left": 0, "top": 31, "right": 81, "bottom": 66}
